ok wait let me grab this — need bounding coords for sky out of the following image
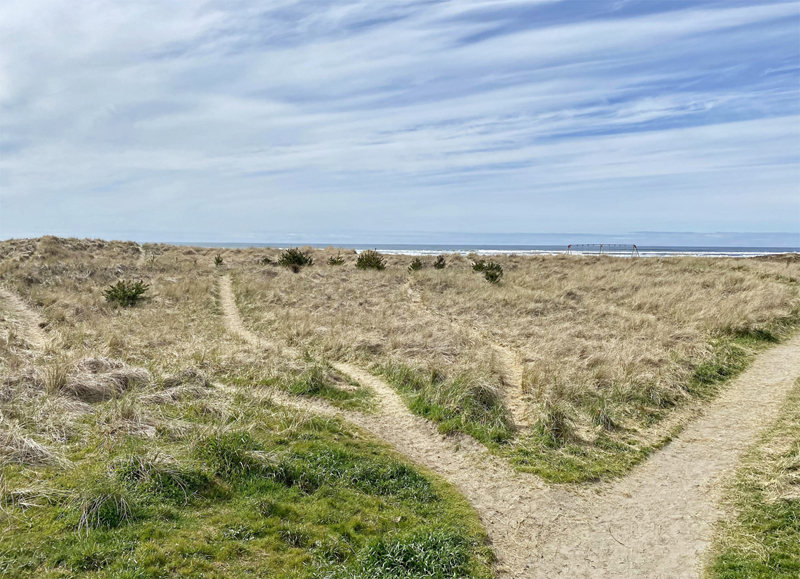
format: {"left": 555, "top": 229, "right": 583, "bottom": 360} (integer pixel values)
{"left": 1, "top": 0, "right": 799, "bottom": 245}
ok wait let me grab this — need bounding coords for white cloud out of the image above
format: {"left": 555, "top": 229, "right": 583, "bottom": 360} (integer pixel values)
{"left": 1, "top": 0, "right": 798, "bottom": 239}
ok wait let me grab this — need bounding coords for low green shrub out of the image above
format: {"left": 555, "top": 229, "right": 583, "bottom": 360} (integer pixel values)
{"left": 433, "top": 255, "right": 446, "bottom": 270}
{"left": 483, "top": 263, "right": 503, "bottom": 283}
{"left": 356, "top": 250, "right": 386, "bottom": 271}
{"left": 214, "top": 254, "right": 224, "bottom": 267}
{"left": 408, "top": 258, "right": 424, "bottom": 272}
{"left": 471, "top": 259, "right": 487, "bottom": 272}
{"left": 279, "top": 248, "right": 313, "bottom": 269}
{"left": 103, "top": 280, "right": 149, "bottom": 307}
{"left": 328, "top": 254, "right": 345, "bottom": 266}
{"left": 260, "top": 256, "right": 274, "bottom": 266}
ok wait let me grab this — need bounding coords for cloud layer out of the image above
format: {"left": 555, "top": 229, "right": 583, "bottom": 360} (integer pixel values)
{"left": 1, "top": 0, "right": 798, "bottom": 242}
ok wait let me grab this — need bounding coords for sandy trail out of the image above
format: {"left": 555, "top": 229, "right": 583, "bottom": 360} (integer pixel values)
{"left": 0, "top": 287, "right": 48, "bottom": 349}
{"left": 405, "top": 283, "right": 531, "bottom": 426}
{"left": 217, "top": 275, "right": 800, "bottom": 577}
{"left": 218, "top": 275, "right": 261, "bottom": 348}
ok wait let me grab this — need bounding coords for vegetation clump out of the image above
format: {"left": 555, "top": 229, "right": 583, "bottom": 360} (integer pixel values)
{"left": 328, "top": 254, "right": 345, "bottom": 266}
{"left": 408, "top": 257, "right": 424, "bottom": 272}
{"left": 356, "top": 250, "right": 386, "bottom": 271}
{"left": 278, "top": 248, "right": 313, "bottom": 271}
{"left": 103, "top": 280, "right": 149, "bottom": 307}
{"left": 260, "top": 256, "right": 274, "bottom": 266}
{"left": 482, "top": 263, "right": 503, "bottom": 283}
{"left": 214, "top": 254, "right": 224, "bottom": 267}
{"left": 433, "top": 255, "right": 446, "bottom": 270}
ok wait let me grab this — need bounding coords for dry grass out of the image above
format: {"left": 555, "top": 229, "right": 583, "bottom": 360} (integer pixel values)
{"left": 0, "top": 237, "right": 797, "bottom": 475}
{"left": 229, "top": 247, "right": 799, "bottom": 470}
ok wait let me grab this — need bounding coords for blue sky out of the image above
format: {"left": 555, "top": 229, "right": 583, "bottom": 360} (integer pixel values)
{"left": 1, "top": 0, "right": 798, "bottom": 245}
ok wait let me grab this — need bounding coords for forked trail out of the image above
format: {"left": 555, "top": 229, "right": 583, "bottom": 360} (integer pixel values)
{"left": 220, "top": 276, "right": 800, "bottom": 577}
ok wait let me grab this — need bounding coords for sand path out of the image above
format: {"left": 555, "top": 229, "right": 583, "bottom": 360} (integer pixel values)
{"left": 405, "top": 282, "right": 531, "bottom": 426}
{"left": 0, "top": 287, "right": 48, "bottom": 349}
{"left": 219, "top": 274, "right": 800, "bottom": 577}
{"left": 218, "top": 275, "right": 262, "bottom": 348}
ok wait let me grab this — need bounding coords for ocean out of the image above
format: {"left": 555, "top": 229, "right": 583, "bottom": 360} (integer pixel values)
{"left": 179, "top": 243, "right": 799, "bottom": 258}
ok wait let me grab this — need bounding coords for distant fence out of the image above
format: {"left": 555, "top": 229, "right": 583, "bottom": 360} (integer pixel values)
{"left": 566, "top": 244, "right": 639, "bottom": 257}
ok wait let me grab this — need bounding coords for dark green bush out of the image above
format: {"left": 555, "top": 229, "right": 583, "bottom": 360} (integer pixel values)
{"left": 214, "top": 254, "right": 223, "bottom": 267}
{"left": 433, "top": 255, "right": 446, "bottom": 270}
{"left": 104, "top": 280, "right": 149, "bottom": 307}
{"left": 260, "top": 256, "right": 274, "bottom": 266}
{"left": 356, "top": 250, "right": 386, "bottom": 271}
{"left": 328, "top": 254, "right": 345, "bottom": 266}
{"left": 471, "top": 259, "right": 487, "bottom": 272}
{"left": 279, "top": 248, "right": 313, "bottom": 268}
{"left": 408, "top": 257, "right": 424, "bottom": 273}
{"left": 483, "top": 263, "right": 503, "bottom": 283}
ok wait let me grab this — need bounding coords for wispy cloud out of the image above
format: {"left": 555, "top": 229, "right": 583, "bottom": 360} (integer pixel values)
{"left": 1, "top": 0, "right": 798, "bottom": 241}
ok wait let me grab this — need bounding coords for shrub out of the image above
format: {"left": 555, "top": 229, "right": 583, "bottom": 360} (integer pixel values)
{"left": 278, "top": 248, "right": 313, "bottom": 269}
{"left": 483, "top": 263, "right": 503, "bottom": 283}
{"left": 471, "top": 259, "right": 487, "bottom": 272}
{"left": 433, "top": 255, "right": 446, "bottom": 270}
{"left": 260, "top": 256, "right": 274, "bottom": 266}
{"left": 328, "top": 254, "right": 345, "bottom": 266}
{"left": 104, "top": 280, "right": 149, "bottom": 307}
{"left": 356, "top": 250, "right": 386, "bottom": 271}
{"left": 214, "top": 254, "right": 223, "bottom": 267}
{"left": 408, "top": 258, "right": 424, "bottom": 273}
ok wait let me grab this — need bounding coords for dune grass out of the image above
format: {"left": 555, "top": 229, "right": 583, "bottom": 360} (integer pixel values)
{"left": 0, "top": 238, "right": 492, "bottom": 578}
{"left": 705, "top": 378, "right": 800, "bottom": 579}
{"left": 231, "top": 248, "right": 799, "bottom": 481}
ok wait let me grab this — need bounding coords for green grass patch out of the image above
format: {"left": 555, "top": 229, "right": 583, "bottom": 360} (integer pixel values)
{"left": 375, "top": 362, "right": 514, "bottom": 445}
{"left": 0, "top": 392, "right": 492, "bottom": 579}
{"left": 706, "top": 379, "right": 800, "bottom": 579}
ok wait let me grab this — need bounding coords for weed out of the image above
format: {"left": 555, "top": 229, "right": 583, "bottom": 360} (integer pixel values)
{"left": 356, "top": 250, "right": 386, "bottom": 271}
{"left": 433, "top": 255, "right": 446, "bottom": 270}
{"left": 260, "top": 256, "right": 274, "bottom": 265}
{"left": 408, "top": 258, "right": 424, "bottom": 273}
{"left": 214, "top": 254, "right": 224, "bottom": 267}
{"left": 104, "top": 280, "right": 149, "bottom": 307}
{"left": 471, "top": 260, "right": 487, "bottom": 272}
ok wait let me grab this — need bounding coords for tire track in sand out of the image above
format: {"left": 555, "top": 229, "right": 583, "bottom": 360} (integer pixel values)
{"left": 219, "top": 274, "right": 800, "bottom": 578}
